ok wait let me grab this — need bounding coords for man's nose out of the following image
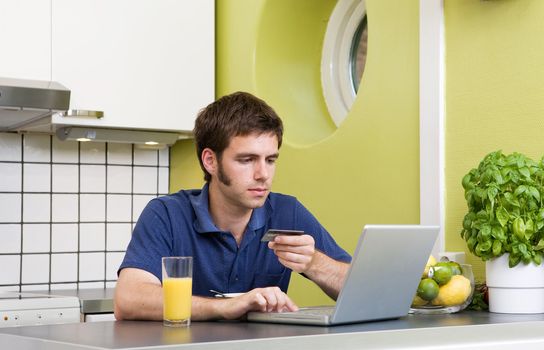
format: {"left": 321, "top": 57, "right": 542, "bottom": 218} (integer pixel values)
{"left": 254, "top": 160, "right": 269, "bottom": 180}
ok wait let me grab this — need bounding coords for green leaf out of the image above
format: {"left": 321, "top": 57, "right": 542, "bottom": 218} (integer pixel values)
{"left": 514, "top": 185, "right": 528, "bottom": 197}
{"left": 492, "top": 240, "right": 502, "bottom": 256}
{"left": 535, "top": 238, "right": 544, "bottom": 251}
{"left": 533, "top": 253, "right": 542, "bottom": 265}
{"left": 509, "top": 253, "right": 522, "bottom": 267}
{"left": 519, "top": 167, "right": 531, "bottom": 178}
{"left": 528, "top": 186, "right": 541, "bottom": 202}
{"left": 496, "top": 206, "right": 509, "bottom": 227}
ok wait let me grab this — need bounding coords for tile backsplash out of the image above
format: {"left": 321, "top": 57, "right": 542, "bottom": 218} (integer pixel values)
{"left": 0, "top": 133, "right": 169, "bottom": 291}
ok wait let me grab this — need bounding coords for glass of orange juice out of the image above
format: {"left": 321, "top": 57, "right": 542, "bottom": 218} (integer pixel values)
{"left": 162, "top": 256, "right": 193, "bottom": 327}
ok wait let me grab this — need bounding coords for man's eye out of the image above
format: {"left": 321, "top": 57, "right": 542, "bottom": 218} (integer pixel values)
{"left": 267, "top": 158, "right": 277, "bottom": 164}
{"left": 238, "top": 158, "right": 252, "bottom": 163}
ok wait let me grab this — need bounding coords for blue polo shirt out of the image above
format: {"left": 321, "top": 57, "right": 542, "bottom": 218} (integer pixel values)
{"left": 119, "top": 184, "right": 351, "bottom": 297}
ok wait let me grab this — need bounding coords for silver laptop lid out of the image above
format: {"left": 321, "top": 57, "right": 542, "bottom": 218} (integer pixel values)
{"left": 330, "top": 225, "right": 439, "bottom": 324}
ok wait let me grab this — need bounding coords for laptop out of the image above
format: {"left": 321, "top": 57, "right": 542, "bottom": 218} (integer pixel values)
{"left": 247, "top": 225, "right": 439, "bottom": 326}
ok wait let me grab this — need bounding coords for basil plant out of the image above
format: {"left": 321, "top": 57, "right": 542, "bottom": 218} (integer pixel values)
{"left": 461, "top": 151, "right": 544, "bottom": 267}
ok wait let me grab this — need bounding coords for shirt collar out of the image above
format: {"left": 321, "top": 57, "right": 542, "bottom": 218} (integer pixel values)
{"left": 189, "top": 183, "right": 272, "bottom": 234}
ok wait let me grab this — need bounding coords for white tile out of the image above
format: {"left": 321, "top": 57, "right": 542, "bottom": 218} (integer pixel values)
{"left": 107, "top": 165, "right": 132, "bottom": 193}
{"left": 133, "top": 166, "right": 157, "bottom": 194}
{"left": 23, "top": 163, "right": 51, "bottom": 192}
{"left": 80, "top": 165, "right": 105, "bottom": 193}
{"left": 51, "top": 224, "right": 78, "bottom": 252}
{"left": 158, "top": 168, "right": 169, "bottom": 194}
{"left": 79, "top": 252, "right": 105, "bottom": 281}
{"left": 106, "top": 223, "right": 132, "bottom": 251}
{"left": 78, "top": 282, "right": 105, "bottom": 289}
{"left": 21, "top": 254, "right": 49, "bottom": 284}
{"left": 0, "top": 255, "right": 20, "bottom": 284}
{"left": 0, "top": 286, "right": 20, "bottom": 292}
{"left": 132, "top": 195, "right": 155, "bottom": 222}
{"left": 106, "top": 252, "right": 124, "bottom": 280}
{"left": 134, "top": 148, "right": 157, "bottom": 166}
{"left": 80, "top": 223, "right": 105, "bottom": 251}
{"left": 51, "top": 253, "right": 78, "bottom": 282}
{"left": 52, "top": 164, "right": 78, "bottom": 193}
{"left": 0, "top": 193, "right": 21, "bottom": 222}
{"left": 80, "top": 142, "right": 106, "bottom": 164}
{"left": 0, "top": 133, "right": 22, "bottom": 161}
{"left": 22, "top": 224, "right": 50, "bottom": 253}
{"left": 22, "top": 194, "right": 50, "bottom": 222}
{"left": 107, "top": 195, "right": 131, "bottom": 222}
{"left": 158, "top": 147, "right": 169, "bottom": 166}
{"left": 51, "top": 283, "right": 78, "bottom": 290}
{"left": 21, "top": 284, "right": 48, "bottom": 291}
{"left": 51, "top": 194, "right": 78, "bottom": 222}
{"left": 107, "top": 143, "right": 132, "bottom": 165}
{"left": 52, "top": 138, "right": 78, "bottom": 163}
{"left": 105, "top": 281, "right": 117, "bottom": 288}
{"left": 23, "top": 134, "right": 50, "bottom": 162}
{"left": 0, "top": 224, "right": 21, "bottom": 253}
{"left": 21, "top": 282, "right": 49, "bottom": 292}
{"left": 80, "top": 194, "right": 105, "bottom": 222}
{"left": 0, "top": 163, "right": 22, "bottom": 192}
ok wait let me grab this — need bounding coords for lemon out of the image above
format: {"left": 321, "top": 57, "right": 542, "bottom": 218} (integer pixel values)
{"left": 422, "top": 255, "right": 437, "bottom": 278}
{"left": 417, "top": 278, "right": 440, "bottom": 301}
{"left": 411, "top": 294, "right": 428, "bottom": 307}
{"left": 431, "top": 275, "right": 472, "bottom": 307}
{"left": 431, "top": 264, "right": 452, "bottom": 286}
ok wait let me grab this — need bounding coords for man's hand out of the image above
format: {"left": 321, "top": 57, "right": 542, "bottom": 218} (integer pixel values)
{"left": 268, "top": 234, "right": 316, "bottom": 273}
{"left": 200, "top": 287, "right": 298, "bottom": 320}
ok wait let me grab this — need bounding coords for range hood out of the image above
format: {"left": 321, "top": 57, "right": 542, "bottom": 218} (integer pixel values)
{"left": 0, "top": 77, "right": 183, "bottom": 147}
{"left": 0, "top": 77, "right": 70, "bottom": 132}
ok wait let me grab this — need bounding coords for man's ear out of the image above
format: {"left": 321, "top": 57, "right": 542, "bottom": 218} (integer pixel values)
{"left": 201, "top": 148, "right": 217, "bottom": 175}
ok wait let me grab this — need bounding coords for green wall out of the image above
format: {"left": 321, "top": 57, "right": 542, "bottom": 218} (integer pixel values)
{"left": 171, "top": 0, "right": 421, "bottom": 306}
{"left": 445, "top": 0, "right": 544, "bottom": 281}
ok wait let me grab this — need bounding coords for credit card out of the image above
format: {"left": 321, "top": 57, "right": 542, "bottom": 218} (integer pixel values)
{"left": 261, "top": 229, "right": 305, "bottom": 242}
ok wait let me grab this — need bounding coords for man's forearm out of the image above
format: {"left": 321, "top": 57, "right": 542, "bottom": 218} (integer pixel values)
{"left": 114, "top": 281, "right": 164, "bottom": 321}
{"left": 305, "top": 251, "right": 350, "bottom": 300}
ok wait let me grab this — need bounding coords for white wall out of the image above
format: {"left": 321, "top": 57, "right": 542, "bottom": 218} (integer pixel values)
{"left": 0, "top": 133, "right": 169, "bottom": 291}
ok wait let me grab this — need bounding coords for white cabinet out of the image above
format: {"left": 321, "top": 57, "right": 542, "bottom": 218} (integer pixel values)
{"left": 0, "top": 0, "right": 51, "bottom": 81}
{"left": 50, "top": 0, "right": 214, "bottom": 132}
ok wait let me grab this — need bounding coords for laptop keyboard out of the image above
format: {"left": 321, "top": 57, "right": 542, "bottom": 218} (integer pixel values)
{"left": 291, "top": 306, "right": 335, "bottom": 317}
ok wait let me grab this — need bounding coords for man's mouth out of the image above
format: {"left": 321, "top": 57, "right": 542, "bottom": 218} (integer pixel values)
{"left": 249, "top": 187, "right": 268, "bottom": 195}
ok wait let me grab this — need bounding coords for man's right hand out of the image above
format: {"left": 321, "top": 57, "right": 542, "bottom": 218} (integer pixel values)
{"left": 211, "top": 287, "right": 298, "bottom": 320}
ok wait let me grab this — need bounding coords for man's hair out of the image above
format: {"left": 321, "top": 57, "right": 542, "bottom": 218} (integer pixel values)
{"left": 193, "top": 91, "right": 284, "bottom": 182}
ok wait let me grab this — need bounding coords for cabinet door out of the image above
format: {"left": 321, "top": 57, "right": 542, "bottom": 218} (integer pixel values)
{"left": 0, "top": 0, "right": 51, "bottom": 81}
{"left": 51, "top": 0, "right": 214, "bottom": 132}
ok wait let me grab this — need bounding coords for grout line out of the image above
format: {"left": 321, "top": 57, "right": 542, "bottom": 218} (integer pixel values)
{"left": 48, "top": 135, "right": 53, "bottom": 291}
{"left": 18, "top": 134, "right": 24, "bottom": 292}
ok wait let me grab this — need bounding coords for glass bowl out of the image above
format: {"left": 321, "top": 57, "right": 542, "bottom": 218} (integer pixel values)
{"left": 409, "top": 263, "right": 475, "bottom": 314}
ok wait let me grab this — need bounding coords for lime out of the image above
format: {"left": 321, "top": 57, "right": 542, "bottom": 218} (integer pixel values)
{"left": 431, "top": 264, "right": 453, "bottom": 286}
{"left": 446, "top": 261, "right": 463, "bottom": 276}
{"left": 417, "top": 278, "right": 440, "bottom": 301}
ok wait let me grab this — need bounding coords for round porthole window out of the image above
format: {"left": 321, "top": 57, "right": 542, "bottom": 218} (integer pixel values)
{"left": 321, "top": 0, "right": 368, "bottom": 127}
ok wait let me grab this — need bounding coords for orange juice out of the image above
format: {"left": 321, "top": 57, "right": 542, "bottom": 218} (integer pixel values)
{"left": 163, "top": 277, "right": 192, "bottom": 321}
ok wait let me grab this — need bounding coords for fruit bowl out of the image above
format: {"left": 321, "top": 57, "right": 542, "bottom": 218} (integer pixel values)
{"left": 410, "top": 263, "right": 475, "bottom": 314}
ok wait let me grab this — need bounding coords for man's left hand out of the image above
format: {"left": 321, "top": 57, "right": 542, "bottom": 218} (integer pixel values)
{"left": 268, "top": 234, "right": 315, "bottom": 273}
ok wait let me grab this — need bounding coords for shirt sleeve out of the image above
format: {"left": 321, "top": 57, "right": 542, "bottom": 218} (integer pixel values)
{"left": 293, "top": 200, "right": 352, "bottom": 263}
{"left": 117, "top": 198, "right": 174, "bottom": 281}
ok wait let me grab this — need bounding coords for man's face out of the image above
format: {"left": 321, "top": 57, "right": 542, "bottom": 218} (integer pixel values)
{"left": 211, "top": 132, "right": 279, "bottom": 210}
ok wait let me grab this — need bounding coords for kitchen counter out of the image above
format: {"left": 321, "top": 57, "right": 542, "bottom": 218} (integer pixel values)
{"left": 29, "top": 288, "right": 115, "bottom": 314}
{"left": 2, "top": 311, "right": 544, "bottom": 349}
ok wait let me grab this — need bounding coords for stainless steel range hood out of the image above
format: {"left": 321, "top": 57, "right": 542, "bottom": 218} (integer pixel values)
{"left": 0, "top": 77, "right": 183, "bottom": 147}
{"left": 0, "top": 77, "right": 70, "bottom": 132}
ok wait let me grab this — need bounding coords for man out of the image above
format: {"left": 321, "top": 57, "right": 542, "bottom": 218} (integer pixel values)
{"left": 114, "top": 92, "right": 351, "bottom": 321}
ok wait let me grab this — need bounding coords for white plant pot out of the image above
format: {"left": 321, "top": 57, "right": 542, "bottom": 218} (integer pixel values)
{"left": 486, "top": 254, "right": 544, "bottom": 314}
